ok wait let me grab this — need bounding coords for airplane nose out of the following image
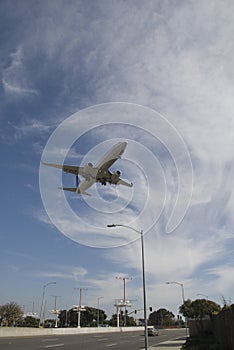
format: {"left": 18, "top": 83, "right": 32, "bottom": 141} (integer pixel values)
{"left": 121, "top": 141, "right": 127, "bottom": 149}
{"left": 117, "top": 142, "right": 127, "bottom": 155}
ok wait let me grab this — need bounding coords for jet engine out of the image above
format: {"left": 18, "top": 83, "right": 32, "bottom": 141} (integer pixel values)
{"left": 111, "top": 170, "right": 121, "bottom": 184}
{"left": 84, "top": 162, "right": 93, "bottom": 172}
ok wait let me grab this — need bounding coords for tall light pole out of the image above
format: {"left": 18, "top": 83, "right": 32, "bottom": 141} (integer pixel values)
{"left": 165, "top": 281, "right": 188, "bottom": 337}
{"left": 107, "top": 224, "right": 148, "bottom": 350}
{"left": 116, "top": 276, "right": 132, "bottom": 326}
{"left": 97, "top": 296, "right": 103, "bottom": 327}
{"left": 74, "top": 287, "right": 87, "bottom": 328}
{"left": 39, "top": 281, "right": 56, "bottom": 327}
{"left": 116, "top": 276, "right": 132, "bottom": 304}
{"left": 50, "top": 295, "right": 61, "bottom": 328}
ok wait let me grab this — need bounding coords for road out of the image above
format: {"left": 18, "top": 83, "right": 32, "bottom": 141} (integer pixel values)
{"left": 0, "top": 328, "right": 186, "bottom": 350}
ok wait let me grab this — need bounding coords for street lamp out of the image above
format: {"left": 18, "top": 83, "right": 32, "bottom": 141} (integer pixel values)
{"left": 107, "top": 224, "right": 148, "bottom": 350}
{"left": 50, "top": 295, "right": 61, "bottom": 328}
{"left": 165, "top": 281, "right": 188, "bottom": 337}
{"left": 39, "top": 281, "right": 56, "bottom": 327}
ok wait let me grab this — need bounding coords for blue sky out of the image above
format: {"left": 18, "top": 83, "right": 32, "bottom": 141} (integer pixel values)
{"left": 1, "top": 0, "right": 234, "bottom": 320}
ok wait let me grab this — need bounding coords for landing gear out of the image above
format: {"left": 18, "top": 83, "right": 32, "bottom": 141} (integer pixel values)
{"left": 101, "top": 178, "right": 107, "bottom": 185}
{"left": 97, "top": 177, "right": 107, "bottom": 186}
{"left": 75, "top": 175, "right": 79, "bottom": 188}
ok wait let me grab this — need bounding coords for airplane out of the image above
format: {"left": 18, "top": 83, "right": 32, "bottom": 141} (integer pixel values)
{"left": 42, "top": 141, "right": 133, "bottom": 196}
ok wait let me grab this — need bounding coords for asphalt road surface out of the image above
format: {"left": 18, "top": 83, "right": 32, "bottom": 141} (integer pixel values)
{"left": 0, "top": 328, "right": 186, "bottom": 350}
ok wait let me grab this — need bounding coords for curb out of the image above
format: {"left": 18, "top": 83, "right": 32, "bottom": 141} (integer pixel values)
{"left": 149, "top": 337, "right": 186, "bottom": 349}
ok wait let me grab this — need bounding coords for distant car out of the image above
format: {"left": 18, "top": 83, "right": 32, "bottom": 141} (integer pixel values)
{"left": 147, "top": 326, "right": 159, "bottom": 336}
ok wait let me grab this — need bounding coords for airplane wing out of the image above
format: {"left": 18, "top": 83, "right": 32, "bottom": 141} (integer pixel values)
{"left": 42, "top": 162, "right": 81, "bottom": 175}
{"left": 58, "top": 187, "right": 92, "bottom": 196}
{"left": 117, "top": 179, "right": 133, "bottom": 187}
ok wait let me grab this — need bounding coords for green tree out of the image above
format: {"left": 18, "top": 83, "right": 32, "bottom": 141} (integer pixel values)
{"left": 20, "top": 316, "right": 40, "bottom": 328}
{"left": 109, "top": 312, "right": 136, "bottom": 327}
{"left": 179, "top": 299, "right": 221, "bottom": 320}
{"left": 59, "top": 306, "right": 107, "bottom": 327}
{"left": 109, "top": 313, "right": 118, "bottom": 327}
{"left": 179, "top": 299, "right": 193, "bottom": 319}
{"left": 81, "top": 306, "right": 107, "bottom": 327}
{"left": 59, "top": 309, "right": 69, "bottom": 327}
{"left": 148, "top": 308, "right": 175, "bottom": 327}
{"left": 0, "top": 302, "right": 23, "bottom": 326}
{"left": 125, "top": 315, "right": 137, "bottom": 326}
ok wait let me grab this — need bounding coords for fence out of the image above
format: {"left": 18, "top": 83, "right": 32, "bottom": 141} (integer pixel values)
{"left": 188, "top": 305, "right": 234, "bottom": 350}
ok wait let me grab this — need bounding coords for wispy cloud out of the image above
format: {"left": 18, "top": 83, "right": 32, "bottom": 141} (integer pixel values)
{"left": 2, "top": 78, "right": 38, "bottom": 96}
{"left": 33, "top": 209, "right": 54, "bottom": 228}
{"left": 8, "top": 119, "right": 55, "bottom": 140}
{"left": 35, "top": 266, "right": 88, "bottom": 281}
{"left": 2, "top": 46, "right": 39, "bottom": 97}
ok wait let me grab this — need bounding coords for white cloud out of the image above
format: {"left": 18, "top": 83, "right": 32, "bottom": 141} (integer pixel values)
{"left": 35, "top": 266, "right": 88, "bottom": 281}
{"left": 2, "top": 78, "right": 38, "bottom": 96}
{"left": 8, "top": 119, "right": 55, "bottom": 140}
{"left": 33, "top": 209, "right": 54, "bottom": 228}
{"left": 2, "top": 46, "right": 39, "bottom": 97}
{"left": 25, "top": 183, "right": 34, "bottom": 191}
{"left": 207, "top": 265, "right": 234, "bottom": 295}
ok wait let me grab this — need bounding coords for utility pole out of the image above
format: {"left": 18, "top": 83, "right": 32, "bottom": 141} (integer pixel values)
{"left": 50, "top": 295, "right": 61, "bottom": 328}
{"left": 116, "top": 276, "right": 132, "bottom": 326}
{"left": 97, "top": 297, "right": 103, "bottom": 327}
{"left": 74, "top": 288, "right": 87, "bottom": 328}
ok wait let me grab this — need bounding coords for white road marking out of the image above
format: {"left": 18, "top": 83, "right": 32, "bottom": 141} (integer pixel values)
{"left": 42, "top": 338, "right": 59, "bottom": 342}
{"left": 106, "top": 344, "right": 117, "bottom": 347}
{"left": 44, "top": 344, "right": 64, "bottom": 348}
{"left": 98, "top": 338, "right": 108, "bottom": 341}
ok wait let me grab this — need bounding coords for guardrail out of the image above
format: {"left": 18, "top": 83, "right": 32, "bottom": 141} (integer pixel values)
{"left": 0, "top": 326, "right": 144, "bottom": 337}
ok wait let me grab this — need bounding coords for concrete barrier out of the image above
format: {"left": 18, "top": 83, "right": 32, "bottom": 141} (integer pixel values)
{"left": 0, "top": 326, "right": 144, "bottom": 337}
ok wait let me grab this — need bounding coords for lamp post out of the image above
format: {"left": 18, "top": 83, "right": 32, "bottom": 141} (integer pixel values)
{"left": 39, "top": 281, "right": 56, "bottom": 327}
{"left": 165, "top": 281, "right": 188, "bottom": 337}
{"left": 107, "top": 224, "right": 148, "bottom": 350}
{"left": 50, "top": 295, "right": 61, "bottom": 328}
{"left": 97, "top": 297, "right": 103, "bottom": 327}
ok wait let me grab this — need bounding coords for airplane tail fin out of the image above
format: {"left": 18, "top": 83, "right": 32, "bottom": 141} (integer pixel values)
{"left": 58, "top": 187, "right": 92, "bottom": 196}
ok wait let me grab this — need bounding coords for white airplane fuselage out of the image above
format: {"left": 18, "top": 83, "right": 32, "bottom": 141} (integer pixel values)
{"left": 96, "top": 141, "right": 127, "bottom": 168}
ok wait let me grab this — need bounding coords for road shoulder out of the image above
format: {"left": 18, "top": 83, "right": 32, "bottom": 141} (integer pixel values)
{"left": 149, "top": 336, "right": 186, "bottom": 349}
